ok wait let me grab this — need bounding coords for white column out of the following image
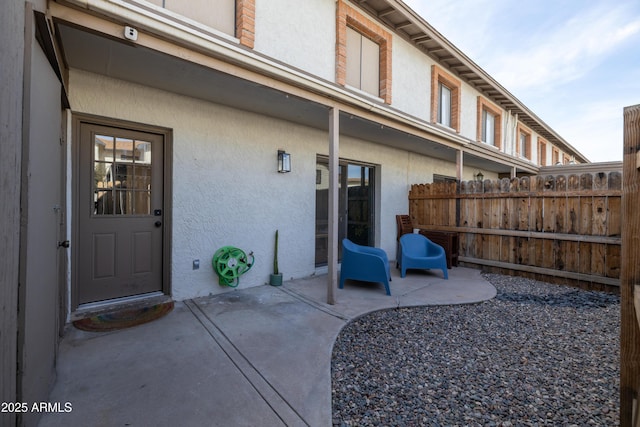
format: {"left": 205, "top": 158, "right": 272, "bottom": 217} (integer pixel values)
{"left": 327, "top": 107, "right": 339, "bottom": 305}
{"left": 456, "top": 150, "right": 464, "bottom": 181}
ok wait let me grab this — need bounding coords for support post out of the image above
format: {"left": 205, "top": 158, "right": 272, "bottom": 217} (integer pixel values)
{"left": 327, "top": 107, "right": 339, "bottom": 305}
{"left": 621, "top": 104, "right": 640, "bottom": 426}
{"left": 511, "top": 166, "right": 517, "bottom": 179}
{"left": 456, "top": 149, "right": 463, "bottom": 181}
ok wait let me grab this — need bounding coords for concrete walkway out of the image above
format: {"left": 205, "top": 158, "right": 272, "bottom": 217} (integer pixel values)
{"left": 39, "top": 267, "right": 495, "bottom": 427}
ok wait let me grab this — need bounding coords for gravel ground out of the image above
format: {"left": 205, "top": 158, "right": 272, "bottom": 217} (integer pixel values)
{"left": 331, "top": 273, "right": 620, "bottom": 426}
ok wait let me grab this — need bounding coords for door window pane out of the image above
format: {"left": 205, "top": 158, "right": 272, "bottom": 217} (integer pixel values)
{"left": 95, "top": 134, "right": 113, "bottom": 162}
{"left": 94, "top": 162, "right": 112, "bottom": 189}
{"left": 132, "top": 191, "right": 151, "bottom": 215}
{"left": 94, "top": 190, "right": 111, "bottom": 215}
{"left": 135, "top": 140, "right": 152, "bottom": 164}
{"left": 92, "top": 134, "right": 153, "bottom": 216}
{"left": 132, "top": 165, "right": 152, "bottom": 190}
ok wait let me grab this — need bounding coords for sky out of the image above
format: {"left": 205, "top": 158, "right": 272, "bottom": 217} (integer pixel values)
{"left": 403, "top": 0, "right": 640, "bottom": 162}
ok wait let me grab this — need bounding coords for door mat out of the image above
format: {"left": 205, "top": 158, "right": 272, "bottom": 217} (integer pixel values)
{"left": 73, "top": 301, "right": 174, "bottom": 332}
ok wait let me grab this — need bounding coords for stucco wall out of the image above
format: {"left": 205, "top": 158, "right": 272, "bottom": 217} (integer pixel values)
{"left": 254, "top": 0, "right": 336, "bottom": 82}
{"left": 69, "top": 69, "right": 463, "bottom": 300}
{"left": 390, "top": 35, "right": 432, "bottom": 122}
{"left": 0, "top": 0, "right": 24, "bottom": 420}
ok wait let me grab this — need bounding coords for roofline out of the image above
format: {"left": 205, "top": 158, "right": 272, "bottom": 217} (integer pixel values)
{"left": 357, "top": 0, "right": 590, "bottom": 163}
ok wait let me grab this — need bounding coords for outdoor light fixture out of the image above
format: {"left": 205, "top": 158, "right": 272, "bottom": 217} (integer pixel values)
{"left": 475, "top": 171, "right": 484, "bottom": 182}
{"left": 278, "top": 150, "right": 291, "bottom": 173}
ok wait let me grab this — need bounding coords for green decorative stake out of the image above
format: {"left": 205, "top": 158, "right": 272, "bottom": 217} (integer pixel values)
{"left": 273, "top": 229, "right": 279, "bottom": 275}
{"left": 270, "top": 230, "right": 283, "bottom": 286}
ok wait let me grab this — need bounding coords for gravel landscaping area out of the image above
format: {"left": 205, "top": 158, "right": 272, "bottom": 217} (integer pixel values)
{"left": 332, "top": 273, "right": 620, "bottom": 426}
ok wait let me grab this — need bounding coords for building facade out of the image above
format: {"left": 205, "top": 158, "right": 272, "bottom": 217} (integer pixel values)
{"left": 2, "top": 0, "right": 589, "bottom": 425}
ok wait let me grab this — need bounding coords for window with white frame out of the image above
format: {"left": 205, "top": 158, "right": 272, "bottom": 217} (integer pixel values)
{"left": 438, "top": 83, "right": 452, "bottom": 128}
{"left": 516, "top": 123, "right": 532, "bottom": 159}
{"left": 538, "top": 138, "right": 547, "bottom": 166}
{"left": 481, "top": 110, "right": 495, "bottom": 145}
{"left": 476, "top": 97, "right": 502, "bottom": 149}
{"left": 431, "top": 65, "right": 461, "bottom": 132}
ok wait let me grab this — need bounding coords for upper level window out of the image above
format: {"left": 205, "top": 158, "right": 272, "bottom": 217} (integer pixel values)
{"left": 431, "top": 65, "right": 461, "bottom": 132}
{"left": 552, "top": 147, "right": 561, "bottom": 165}
{"left": 538, "top": 138, "right": 547, "bottom": 166}
{"left": 476, "top": 97, "right": 502, "bottom": 149}
{"left": 336, "top": 0, "right": 392, "bottom": 104}
{"left": 516, "top": 123, "right": 532, "bottom": 159}
{"left": 438, "top": 83, "right": 452, "bottom": 127}
{"left": 346, "top": 27, "right": 380, "bottom": 97}
{"left": 482, "top": 111, "right": 495, "bottom": 145}
{"left": 141, "top": 0, "right": 255, "bottom": 48}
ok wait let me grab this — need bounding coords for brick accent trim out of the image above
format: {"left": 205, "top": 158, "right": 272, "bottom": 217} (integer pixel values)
{"left": 336, "top": 0, "right": 392, "bottom": 104}
{"left": 431, "top": 64, "right": 461, "bottom": 133}
{"left": 516, "top": 122, "right": 532, "bottom": 159}
{"left": 537, "top": 137, "right": 548, "bottom": 166}
{"left": 476, "top": 96, "right": 502, "bottom": 149}
{"left": 237, "top": 0, "right": 255, "bottom": 48}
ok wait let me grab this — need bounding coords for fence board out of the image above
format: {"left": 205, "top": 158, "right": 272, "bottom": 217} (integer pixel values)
{"left": 565, "top": 241, "right": 580, "bottom": 272}
{"left": 593, "top": 197, "right": 608, "bottom": 236}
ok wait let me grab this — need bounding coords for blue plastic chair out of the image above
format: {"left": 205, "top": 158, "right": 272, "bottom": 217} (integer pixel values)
{"left": 339, "top": 239, "right": 391, "bottom": 295}
{"left": 399, "top": 234, "right": 448, "bottom": 279}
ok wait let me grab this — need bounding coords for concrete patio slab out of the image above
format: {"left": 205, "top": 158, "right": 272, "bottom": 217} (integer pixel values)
{"left": 39, "top": 266, "right": 495, "bottom": 427}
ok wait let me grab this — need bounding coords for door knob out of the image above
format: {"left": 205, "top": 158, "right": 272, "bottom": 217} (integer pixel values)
{"left": 155, "top": 221, "right": 162, "bottom": 227}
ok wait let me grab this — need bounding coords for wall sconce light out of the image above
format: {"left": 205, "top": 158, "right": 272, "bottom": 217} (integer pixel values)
{"left": 475, "top": 171, "right": 484, "bottom": 182}
{"left": 278, "top": 150, "right": 291, "bottom": 173}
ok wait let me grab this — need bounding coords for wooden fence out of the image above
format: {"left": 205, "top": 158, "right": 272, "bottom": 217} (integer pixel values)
{"left": 409, "top": 171, "right": 622, "bottom": 292}
{"left": 621, "top": 104, "right": 640, "bottom": 427}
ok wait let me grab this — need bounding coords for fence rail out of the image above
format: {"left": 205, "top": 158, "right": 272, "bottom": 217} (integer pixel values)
{"left": 409, "top": 171, "right": 622, "bottom": 290}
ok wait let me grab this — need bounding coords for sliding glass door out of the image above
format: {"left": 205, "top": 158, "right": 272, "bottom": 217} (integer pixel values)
{"left": 315, "top": 157, "right": 375, "bottom": 266}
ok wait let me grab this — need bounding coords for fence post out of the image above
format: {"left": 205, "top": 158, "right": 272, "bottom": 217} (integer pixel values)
{"left": 621, "top": 104, "right": 640, "bottom": 426}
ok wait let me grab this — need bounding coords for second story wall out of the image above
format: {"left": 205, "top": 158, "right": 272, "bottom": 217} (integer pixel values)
{"left": 254, "top": 0, "right": 335, "bottom": 81}
{"left": 108, "top": 0, "right": 582, "bottom": 167}
{"left": 391, "top": 34, "right": 432, "bottom": 122}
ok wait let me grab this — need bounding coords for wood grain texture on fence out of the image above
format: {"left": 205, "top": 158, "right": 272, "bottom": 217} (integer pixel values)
{"left": 621, "top": 104, "right": 640, "bottom": 427}
{"left": 409, "top": 170, "right": 622, "bottom": 289}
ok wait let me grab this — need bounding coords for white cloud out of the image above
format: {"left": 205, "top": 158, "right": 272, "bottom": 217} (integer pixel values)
{"left": 551, "top": 99, "right": 625, "bottom": 162}
{"left": 489, "top": 5, "right": 640, "bottom": 92}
